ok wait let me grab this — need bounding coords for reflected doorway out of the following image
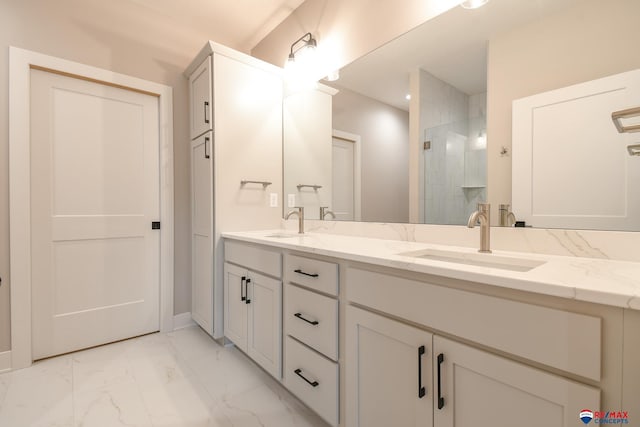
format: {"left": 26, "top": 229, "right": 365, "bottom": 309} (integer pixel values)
{"left": 332, "top": 130, "right": 362, "bottom": 221}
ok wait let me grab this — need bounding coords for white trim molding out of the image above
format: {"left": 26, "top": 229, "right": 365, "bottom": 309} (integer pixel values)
{"left": 9, "top": 47, "right": 174, "bottom": 369}
{"left": 173, "top": 312, "right": 196, "bottom": 330}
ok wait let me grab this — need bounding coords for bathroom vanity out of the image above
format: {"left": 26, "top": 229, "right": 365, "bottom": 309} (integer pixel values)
{"left": 222, "top": 231, "right": 640, "bottom": 427}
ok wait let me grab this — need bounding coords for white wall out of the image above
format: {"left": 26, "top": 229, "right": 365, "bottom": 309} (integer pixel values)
{"left": 486, "top": 0, "right": 640, "bottom": 223}
{"left": 0, "top": 0, "right": 238, "bottom": 352}
{"left": 332, "top": 87, "right": 409, "bottom": 223}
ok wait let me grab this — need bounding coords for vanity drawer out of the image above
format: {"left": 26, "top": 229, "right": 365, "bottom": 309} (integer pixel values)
{"left": 285, "top": 336, "right": 339, "bottom": 427}
{"left": 285, "top": 284, "right": 338, "bottom": 360}
{"left": 286, "top": 254, "right": 338, "bottom": 296}
{"left": 347, "top": 267, "right": 601, "bottom": 381}
{"left": 224, "top": 240, "right": 282, "bottom": 278}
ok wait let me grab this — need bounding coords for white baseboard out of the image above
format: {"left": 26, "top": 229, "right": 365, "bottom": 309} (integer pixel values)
{"left": 173, "top": 312, "right": 196, "bottom": 330}
{"left": 0, "top": 351, "right": 11, "bottom": 373}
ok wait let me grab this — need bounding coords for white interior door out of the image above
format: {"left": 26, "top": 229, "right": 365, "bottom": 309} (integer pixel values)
{"left": 30, "top": 68, "right": 160, "bottom": 360}
{"left": 512, "top": 68, "right": 640, "bottom": 231}
{"left": 332, "top": 135, "right": 356, "bottom": 221}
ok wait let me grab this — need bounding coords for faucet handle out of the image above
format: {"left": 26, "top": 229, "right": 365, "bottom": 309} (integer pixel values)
{"left": 477, "top": 202, "right": 491, "bottom": 213}
{"left": 320, "top": 206, "right": 336, "bottom": 220}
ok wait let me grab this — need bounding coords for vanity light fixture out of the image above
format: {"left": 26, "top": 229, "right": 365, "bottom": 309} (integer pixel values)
{"left": 460, "top": 0, "right": 489, "bottom": 9}
{"left": 285, "top": 32, "right": 317, "bottom": 70}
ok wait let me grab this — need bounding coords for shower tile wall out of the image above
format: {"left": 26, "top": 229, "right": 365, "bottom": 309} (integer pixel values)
{"left": 420, "top": 70, "right": 486, "bottom": 225}
{"left": 464, "top": 92, "right": 487, "bottom": 217}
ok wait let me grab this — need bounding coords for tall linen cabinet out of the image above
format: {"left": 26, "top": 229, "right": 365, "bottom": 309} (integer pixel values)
{"left": 185, "top": 42, "right": 283, "bottom": 338}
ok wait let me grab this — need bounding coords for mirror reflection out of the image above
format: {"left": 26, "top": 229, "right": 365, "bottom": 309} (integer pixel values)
{"left": 283, "top": 0, "right": 640, "bottom": 230}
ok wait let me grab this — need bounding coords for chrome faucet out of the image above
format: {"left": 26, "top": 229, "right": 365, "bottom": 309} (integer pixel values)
{"left": 467, "top": 203, "right": 491, "bottom": 253}
{"left": 319, "top": 206, "right": 336, "bottom": 220}
{"left": 499, "top": 204, "right": 516, "bottom": 227}
{"left": 285, "top": 207, "right": 305, "bottom": 234}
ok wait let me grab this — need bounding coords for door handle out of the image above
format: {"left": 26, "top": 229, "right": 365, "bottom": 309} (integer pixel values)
{"left": 245, "top": 278, "right": 251, "bottom": 304}
{"left": 240, "top": 276, "right": 246, "bottom": 302}
{"left": 437, "top": 353, "right": 445, "bottom": 409}
{"left": 418, "top": 345, "right": 426, "bottom": 398}
{"left": 204, "top": 136, "right": 210, "bottom": 159}
{"left": 204, "top": 101, "right": 210, "bottom": 124}
{"left": 294, "top": 368, "right": 319, "bottom": 387}
{"left": 294, "top": 312, "right": 319, "bottom": 326}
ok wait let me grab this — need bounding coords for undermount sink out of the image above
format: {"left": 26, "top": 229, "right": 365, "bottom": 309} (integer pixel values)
{"left": 399, "top": 248, "right": 545, "bottom": 272}
{"left": 265, "top": 232, "right": 302, "bottom": 238}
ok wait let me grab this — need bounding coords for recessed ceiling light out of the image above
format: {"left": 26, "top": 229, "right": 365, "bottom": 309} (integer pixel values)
{"left": 460, "top": 0, "right": 489, "bottom": 9}
{"left": 405, "top": 94, "right": 411, "bottom": 100}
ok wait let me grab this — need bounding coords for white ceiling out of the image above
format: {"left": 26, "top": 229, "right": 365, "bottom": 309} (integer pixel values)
{"left": 332, "top": 0, "right": 579, "bottom": 111}
{"left": 128, "top": 0, "right": 305, "bottom": 52}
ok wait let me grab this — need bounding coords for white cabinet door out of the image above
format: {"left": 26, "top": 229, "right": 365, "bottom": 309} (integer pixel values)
{"left": 191, "top": 133, "right": 213, "bottom": 335}
{"left": 512, "top": 69, "right": 640, "bottom": 231}
{"left": 247, "top": 271, "right": 282, "bottom": 378}
{"left": 223, "top": 263, "right": 248, "bottom": 352}
{"left": 346, "top": 306, "right": 433, "bottom": 427}
{"left": 189, "top": 56, "right": 212, "bottom": 139}
{"left": 433, "top": 335, "right": 600, "bottom": 427}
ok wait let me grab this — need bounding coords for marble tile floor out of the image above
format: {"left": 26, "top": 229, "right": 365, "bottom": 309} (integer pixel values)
{"left": 0, "top": 326, "right": 329, "bottom": 427}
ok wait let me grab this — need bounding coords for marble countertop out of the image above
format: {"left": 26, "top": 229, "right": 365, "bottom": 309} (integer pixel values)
{"left": 222, "top": 230, "right": 640, "bottom": 310}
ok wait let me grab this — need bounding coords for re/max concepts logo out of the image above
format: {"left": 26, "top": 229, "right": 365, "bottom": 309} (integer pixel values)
{"left": 580, "top": 409, "right": 629, "bottom": 424}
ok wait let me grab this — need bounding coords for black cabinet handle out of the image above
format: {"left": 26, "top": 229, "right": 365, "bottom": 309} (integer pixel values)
{"left": 245, "top": 278, "right": 251, "bottom": 304}
{"left": 240, "top": 276, "right": 246, "bottom": 301}
{"left": 294, "top": 368, "right": 319, "bottom": 387}
{"left": 294, "top": 312, "right": 319, "bottom": 326}
{"left": 204, "top": 101, "right": 210, "bottom": 124}
{"left": 204, "top": 136, "right": 210, "bottom": 159}
{"left": 437, "top": 353, "right": 445, "bottom": 410}
{"left": 418, "top": 345, "right": 426, "bottom": 398}
{"left": 294, "top": 269, "right": 319, "bottom": 278}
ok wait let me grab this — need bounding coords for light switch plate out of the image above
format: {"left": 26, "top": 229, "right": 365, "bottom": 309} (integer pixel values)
{"left": 288, "top": 194, "right": 296, "bottom": 208}
{"left": 269, "top": 193, "right": 278, "bottom": 207}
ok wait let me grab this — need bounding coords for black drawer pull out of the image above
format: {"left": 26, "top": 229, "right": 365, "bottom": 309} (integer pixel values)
{"left": 437, "top": 353, "right": 445, "bottom": 410}
{"left": 294, "top": 368, "right": 319, "bottom": 387}
{"left": 294, "top": 312, "right": 319, "bottom": 326}
{"left": 294, "top": 269, "right": 319, "bottom": 278}
{"left": 418, "top": 345, "right": 426, "bottom": 398}
{"left": 240, "top": 276, "right": 246, "bottom": 301}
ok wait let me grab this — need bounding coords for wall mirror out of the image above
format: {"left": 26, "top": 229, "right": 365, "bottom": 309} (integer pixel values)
{"left": 283, "top": 0, "right": 640, "bottom": 230}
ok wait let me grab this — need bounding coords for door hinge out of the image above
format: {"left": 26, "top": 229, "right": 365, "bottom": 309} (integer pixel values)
{"left": 152, "top": 221, "right": 161, "bottom": 230}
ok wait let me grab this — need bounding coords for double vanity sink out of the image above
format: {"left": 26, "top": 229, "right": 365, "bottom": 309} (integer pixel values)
{"left": 232, "top": 229, "right": 640, "bottom": 309}
{"left": 222, "top": 229, "right": 640, "bottom": 426}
